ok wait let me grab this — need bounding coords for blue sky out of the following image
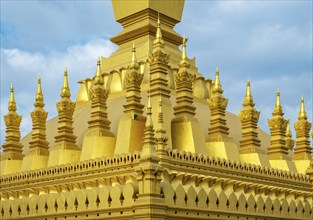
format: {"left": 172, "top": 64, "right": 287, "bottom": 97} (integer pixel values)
{"left": 1, "top": 0, "right": 312, "bottom": 145}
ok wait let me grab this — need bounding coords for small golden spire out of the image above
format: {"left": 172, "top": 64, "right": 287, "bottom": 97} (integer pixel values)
{"left": 286, "top": 121, "right": 292, "bottom": 137}
{"left": 156, "top": 13, "right": 162, "bottom": 40}
{"left": 129, "top": 43, "right": 139, "bottom": 69}
{"left": 94, "top": 57, "right": 103, "bottom": 85}
{"left": 180, "top": 37, "right": 189, "bottom": 66}
{"left": 272, "top": 88, "right": 283, "bottom": 116}
{"left": 213, "top": 67, "right": 223, "bottom": 92}
{"left": 285, "top": 120, "right": 295, "bottom": 151}
{"left": 298, "top": 96, "right": 307, "bottom": 119}
{"left": 35, "top": 75, "right": 44, "bottom": 107}
{"left": 246, "top": 80, "right": 251, "bottom": 97}
{"left": 8, "top": 83, "right": 17, "bottom": 111}
{"left": 276, "top": 89, "right": 281, "bottom": 108}
{"left": 243, "top": 80, "right": 254, "bottom": 107}
{"left": 61, "top": 68, "right": 71, "bottom": 98}
{"left": 153, "top": 12, "right": 165, "bottom": 47}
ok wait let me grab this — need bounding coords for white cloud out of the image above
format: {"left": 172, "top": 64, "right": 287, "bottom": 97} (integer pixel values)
{"left": 0, "top": 38, "right": 116, "bottom": 145}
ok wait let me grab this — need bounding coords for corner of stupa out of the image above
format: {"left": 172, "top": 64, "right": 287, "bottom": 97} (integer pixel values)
{"left": 1, "top": 0, "right": 312, "bottom": 219}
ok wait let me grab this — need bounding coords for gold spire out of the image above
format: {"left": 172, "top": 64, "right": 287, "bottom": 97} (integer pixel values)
{"left": 246, "top": 80, "right": 251, "bottom": 97}
{"left": 213, "top": 67, "right": 223, "bottom": 93}
{"left": 276, "top": 89, "right": 281, "bottom": 108}
{"left": 285, "top": 120, "right": 295, "bottom": 151}
{"left": 298, "top": 96, "right": 307, "bottom": 120}
{"left": 238, "top": 79, "right": 261, "bottom": 154}
{"left": 273, "top": 89, "right": 283, "bottom": 116}
{"left": 28, "top": 75, "right": 49, "bottom": 157}
{"left": 129, "top": 43, "right": 139, "bottom": 69}
{"left": 2, "top": 84, "right": 23, "bottom": 161}
{"left": 293, "top": 96, "right": 312, "bottom": 160}
{"left": 207, "top": 66, "right": 229, "bottom": 138}
{"left": 156, "top": 13, "right": 162, "bottom": 40}
{"left": 153, "top": 13, "right": 165, "bottom": 47}
{"left": 267, "top": 89, "right": 289, "bottom": 159}
{"left": 179, "top": 37, "right": 189, "bottom": 66}
{"left": 51, "top": 68, "right": 78, "bottom": 162}
{"left": 35, "top": 75, "right": 44, "bottom": 108}
{"left": 243, "top": 80, "right": 254, "bottom": 107}
{"left": 94, "top": 57, "right": 103, "bottom": 85}
{"left": 61, "top": 68, "right": 71, "bottom": 98}
{"left": 8, "top": 83, "right": 17, "bottom": 111}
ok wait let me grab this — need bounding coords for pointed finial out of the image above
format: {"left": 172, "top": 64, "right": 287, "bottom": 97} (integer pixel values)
{"left": 243, "top": 79, "right": 254, "bottom": 107}
{"left": 272, "top": 89, "right": 283, "bottom": 116}
{"left": 246, "top": 80, "right": 251, "bottom": 97}
{"left": 180, "top": 37, "right": 189, "bottom": 66}
{"left": 276, "top": 89, "right": 281, "bottom": 108}
{"left": 213, "top": 67, "right": 222, "bottom": 92}
{"left": 61, "top": 68, "right": 71, "bottom": 98}
{"left": 8, "top": 83, "right": 17, "bottom": 111}
{"left": 154, "top": 12, "right": 164, "bottom": 46}
{"left": 94, "top": 57, "right": 103, "bottom": 85}
{"left": 35, "top": 75, "right": 44, "bottom": 107}
{"left": 299, "top": 96, "right": 307, "bottom": 119}
{"left": 129, "top": 42, "right": 139, "bottom": 69}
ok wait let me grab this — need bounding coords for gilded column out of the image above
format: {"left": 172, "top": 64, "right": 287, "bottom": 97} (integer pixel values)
{"left": 80, "top": 58, "right": 116, "bottom": 160}
{"left": 21, "top": 76, "right": 49, "bottom": 171}
{"left": 293, "top": 97, "right": 312, "bottom": 174}
{"left": 239, "top": 81, "right": 269, "bottom": 166}
{"left": 267, "top": 90, "right": 296, "bottom": 171}
{"left": 48, "top": 69, "right": 80, "bottom": 166}
{"left": 171, "top": 38, "right": 206, "bottom": 154}
{"left": 206, "top": 68, "right": 239, "bottom": 160}
{"left": 1, "top": 84, "right": 23, "bottom": 175}
{"left": 135, "top": 96, "right": 165, "bottom": 218}
{"left": 115, "top": 44, "right": 146, "bottom": 154}
{"left": 148, "top": 16, "right": 173, "bottom": 147}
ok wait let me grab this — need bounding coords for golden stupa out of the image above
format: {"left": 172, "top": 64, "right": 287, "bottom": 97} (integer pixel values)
{"left": 1, "top": 1, "right": 312, "bottom": 219}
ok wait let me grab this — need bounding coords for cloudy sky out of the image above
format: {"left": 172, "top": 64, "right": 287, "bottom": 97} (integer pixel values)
{"left": 1, "top": 0, "right": 312, "bottom": 146}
